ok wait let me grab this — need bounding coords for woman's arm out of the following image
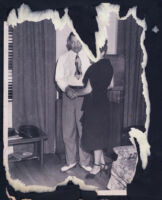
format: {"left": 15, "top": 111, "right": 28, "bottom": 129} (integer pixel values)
{"left": 108, "top": 76, "right": 114, "bottom": 90}
{"left": 75, "top": 79, "right": 92, "bottom": 97}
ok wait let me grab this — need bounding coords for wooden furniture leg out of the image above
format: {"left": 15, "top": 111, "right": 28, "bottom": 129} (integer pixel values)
{"left": 34, "top": 142, "right": 38, "bottom": 157}
{"left": 40, "top": 138, "right": 44, "bottom": 166}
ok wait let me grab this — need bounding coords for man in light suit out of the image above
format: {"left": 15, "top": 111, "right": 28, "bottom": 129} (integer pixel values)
{"left": 55, "top": 32, "right": 92, "bottom": 172}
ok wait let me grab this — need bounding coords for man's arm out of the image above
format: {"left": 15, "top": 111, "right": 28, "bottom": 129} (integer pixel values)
{"left": 55, "top": 56, "right": 68, "bottom": 92}
{"left": 55, "top": 56, "right": 77, "bottom": 99}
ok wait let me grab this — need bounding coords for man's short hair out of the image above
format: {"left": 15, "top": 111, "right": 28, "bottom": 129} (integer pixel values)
{"left": 66, "top": 32, "right": 75, "bottom": 50}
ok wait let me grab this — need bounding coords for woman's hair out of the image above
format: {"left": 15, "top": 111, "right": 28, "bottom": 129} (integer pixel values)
{"left": 100, "top": 39, "right": 108, "bottom": 54}
{"left": 66, "top": 32, "right": 75, "bottom": 50}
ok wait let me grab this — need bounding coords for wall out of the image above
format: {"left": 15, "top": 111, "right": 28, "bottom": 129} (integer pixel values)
{"left": 106, "top": 12, "right": 118, "bottom": 55}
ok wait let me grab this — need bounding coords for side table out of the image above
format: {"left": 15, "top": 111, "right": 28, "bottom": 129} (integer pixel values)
{"left": 8, "top": 135, "right": 47, "bottom": 166}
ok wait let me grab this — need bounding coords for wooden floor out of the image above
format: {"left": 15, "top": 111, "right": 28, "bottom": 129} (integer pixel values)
{"left": 8, "top": 153, "right": 112, "bottom": 190}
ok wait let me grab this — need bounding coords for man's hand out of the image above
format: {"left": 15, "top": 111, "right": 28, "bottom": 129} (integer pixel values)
{"left": 65, "top": 86, "right": 77, "bottom": 99}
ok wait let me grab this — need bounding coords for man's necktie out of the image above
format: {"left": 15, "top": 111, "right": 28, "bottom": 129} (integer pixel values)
{"left": 74, "top": 54, "right": 82, "bottom": 80}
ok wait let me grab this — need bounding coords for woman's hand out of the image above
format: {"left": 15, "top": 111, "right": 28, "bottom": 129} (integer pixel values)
{"left": 65, "top": 86, "right": 78, "bottom": 99}
{"left": 65, "top": 79, "right": 92, "bottom": 99}
{"left": 75, "top": 80, "right": 92, "bottom": 97}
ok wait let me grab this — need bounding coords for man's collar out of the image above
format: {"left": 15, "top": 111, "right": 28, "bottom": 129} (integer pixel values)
{"left": 70, "top": 49, "right": 83, "bottom": 56}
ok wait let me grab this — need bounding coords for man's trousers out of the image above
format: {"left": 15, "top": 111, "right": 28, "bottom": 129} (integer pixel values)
{"left": 62, "top": 94, "right": 91, "bottom": 166}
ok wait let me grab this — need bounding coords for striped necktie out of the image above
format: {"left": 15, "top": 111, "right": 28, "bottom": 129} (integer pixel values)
{"left": 74, "top": 54, "right": 82, "bottom": 80}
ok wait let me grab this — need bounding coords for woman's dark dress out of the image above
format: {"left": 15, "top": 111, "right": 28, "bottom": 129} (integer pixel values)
{"left": 81, "top": 58, "right": 113, "bottom": 152}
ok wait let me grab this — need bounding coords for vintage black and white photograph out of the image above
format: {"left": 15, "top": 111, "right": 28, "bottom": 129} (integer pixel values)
{"left": 3, "top": 4, "right": 147, "bottom": 195}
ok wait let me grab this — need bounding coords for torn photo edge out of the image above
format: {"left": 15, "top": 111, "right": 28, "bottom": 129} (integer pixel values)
{"left": 1, "top": 1, "right": 158, "bottom": 198}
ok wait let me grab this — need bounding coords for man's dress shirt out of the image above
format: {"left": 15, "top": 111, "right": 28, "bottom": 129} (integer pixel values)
{"left": 55, "top": 49, "right": 91, "bottom": 92}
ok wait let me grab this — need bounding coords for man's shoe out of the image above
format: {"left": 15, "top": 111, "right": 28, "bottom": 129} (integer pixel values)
{"left": 61, "top": 163, "right": 77, "bottom": 172}
{"left": 80, "top": 165, "right": 92, "bottom": 172}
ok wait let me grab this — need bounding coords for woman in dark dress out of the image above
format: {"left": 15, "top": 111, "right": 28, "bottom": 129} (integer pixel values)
{"left": 73, "top": 40, "right": 114, "bottom": 177}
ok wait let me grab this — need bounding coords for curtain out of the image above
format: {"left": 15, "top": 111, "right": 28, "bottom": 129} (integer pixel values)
{"left": 12, "top": 20, "right": 56, "bottom": 153}
{"left": 123, "top": 16, "right": 146, "bottom": 128}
